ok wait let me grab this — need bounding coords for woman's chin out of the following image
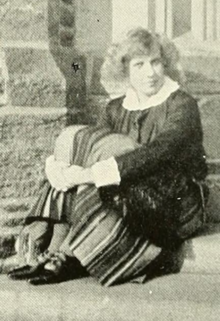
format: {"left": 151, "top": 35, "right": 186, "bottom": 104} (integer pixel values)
{"left": 140, "top": 88, "right": 160, "bottom": 97}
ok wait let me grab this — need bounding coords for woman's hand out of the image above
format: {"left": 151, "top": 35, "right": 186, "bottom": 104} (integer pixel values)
{"left": 45, "top": 155, "right": 69, "bottom": 191}
{"left": 45, "top": 155, "right": 94, "bottom": 191}
{"left": 62, "top": 165, "right": 94, "bottom": 189}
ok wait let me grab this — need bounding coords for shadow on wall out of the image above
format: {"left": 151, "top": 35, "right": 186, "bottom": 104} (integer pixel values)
{"left": 47, "top": 0, "right": 112, "bottom": 124}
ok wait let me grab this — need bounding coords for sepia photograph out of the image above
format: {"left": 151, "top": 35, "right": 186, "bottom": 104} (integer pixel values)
{"left": 0, "top": 0, "right": 220, "bottom": 320}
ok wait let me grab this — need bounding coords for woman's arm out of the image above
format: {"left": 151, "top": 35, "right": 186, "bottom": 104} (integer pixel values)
{"left": 45, "top": 99, "right": 120, "bottom": 191}
{"left": 96, "top": 96, "right": 124, "bottom": 128}
{"left": 49, "top": 92, "right": 203, "bottom": 190}
{"left": 115, "top": 92, "right": 203, "bottom": 181}
{"left": 90, "top": 91, "right": 204, "bottom": 189}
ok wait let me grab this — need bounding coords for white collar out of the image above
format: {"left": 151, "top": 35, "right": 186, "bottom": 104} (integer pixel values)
{"left": 122, "top": 76, "right": 180, "bottom": 111}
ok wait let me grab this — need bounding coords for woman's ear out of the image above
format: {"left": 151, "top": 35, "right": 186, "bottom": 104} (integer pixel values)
{"left": 162, "top": 57, "right": 168, "bottom": 69}
{"left": 121, "top": 56, "right": 130, "bottom": 78}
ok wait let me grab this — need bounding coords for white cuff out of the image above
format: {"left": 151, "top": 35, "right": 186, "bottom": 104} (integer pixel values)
{"left": 91, "top": 157, "right": 121, "bottom": 188}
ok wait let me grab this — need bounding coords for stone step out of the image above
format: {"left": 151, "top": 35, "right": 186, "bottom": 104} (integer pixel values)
{"left": 3, "top": 44, "right": 66, "bottom": 107}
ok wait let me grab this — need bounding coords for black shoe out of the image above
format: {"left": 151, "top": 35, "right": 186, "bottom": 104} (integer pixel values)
{"left": 28, "top": 268, "right": 71, "bottom": 285}
{"left": 7, "top": 264, "right": 45, "bottom": 280}
{"left": 7, "top": 251, "right": 56, "bottom": 280}
{"left": 8, "top": 265, "right": 31, "bottom": 278}
{"left": 28, "top": 254, "right": 87, "bottom": 285}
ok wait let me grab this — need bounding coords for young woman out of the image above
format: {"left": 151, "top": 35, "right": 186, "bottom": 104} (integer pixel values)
{"left": 8, "top": 28, "right": 208, "bottom": 286}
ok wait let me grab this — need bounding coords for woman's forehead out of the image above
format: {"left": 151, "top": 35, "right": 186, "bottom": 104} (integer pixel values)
{"left": 130, "top": 46, "right": 162, "bottom": 61}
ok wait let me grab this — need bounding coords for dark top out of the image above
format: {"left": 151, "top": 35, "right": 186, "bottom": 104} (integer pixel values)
{"left": 99, "top": 89, "right": 207, "bottom": 184}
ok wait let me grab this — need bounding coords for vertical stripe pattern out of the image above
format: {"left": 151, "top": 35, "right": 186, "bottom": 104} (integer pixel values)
{"left": 27, "top": 124, "right": 162, "bottom": 285}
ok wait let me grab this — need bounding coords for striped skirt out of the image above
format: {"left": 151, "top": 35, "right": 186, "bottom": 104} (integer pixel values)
{"left": 23, "top": 125, "right": 163, "bottom": 285}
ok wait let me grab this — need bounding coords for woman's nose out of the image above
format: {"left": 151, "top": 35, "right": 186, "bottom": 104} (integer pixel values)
{"left": 143, "top": 62, "right": 155, "bottom": 77}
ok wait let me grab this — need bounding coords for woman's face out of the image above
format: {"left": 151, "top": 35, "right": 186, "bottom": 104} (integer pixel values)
{"left": 129, "top": 44, "right": 165, "bottom": 97}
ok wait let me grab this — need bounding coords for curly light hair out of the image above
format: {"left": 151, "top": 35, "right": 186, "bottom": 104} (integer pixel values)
{"left": 101, "top": 28, "right": 185, "bottom": 96}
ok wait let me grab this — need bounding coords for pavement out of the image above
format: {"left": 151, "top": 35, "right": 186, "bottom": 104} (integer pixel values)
{"left": 1, "top": 270, "right": 220, "bottom": 321}
{"left": 0, "top": 226, "right": 220, "bottom": 321}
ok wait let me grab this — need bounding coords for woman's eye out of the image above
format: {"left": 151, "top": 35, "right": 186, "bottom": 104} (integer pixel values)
{"left": 134, "top": 62, "right": 144, "bottom": 68}
{"left": 151, "top": 58, "right": 162, "bottom": 66}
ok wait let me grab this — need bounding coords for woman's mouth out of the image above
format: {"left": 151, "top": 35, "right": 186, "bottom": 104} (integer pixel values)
{"left": 142, "top": 80, "right": 157, "bottom": 87}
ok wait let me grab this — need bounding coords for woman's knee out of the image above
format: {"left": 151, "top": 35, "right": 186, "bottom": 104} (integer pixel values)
{"left": 54, "top": 125, "right": 87, "bottom": 163}
{"left": 86, "top": 134, "right": 139, "bottom": 165}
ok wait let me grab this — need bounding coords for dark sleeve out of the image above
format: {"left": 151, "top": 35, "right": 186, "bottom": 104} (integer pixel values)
{"left": 97, "top": 104, "right": 112, "bottom": 128}
{"left": 96, "top": 97, "right": 124, "bottom": 129}
{"left": 115, "top": 91, "right": 203, "bottom": 180}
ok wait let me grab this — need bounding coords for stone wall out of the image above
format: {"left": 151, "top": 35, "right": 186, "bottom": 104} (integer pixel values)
{"left": 0, "top": 107, "right": 66, "bottom": 199}
{"left": 1, "top": 0, "right": 48, "bottom": 43}
{"left": 1, "top": 0, "right": 66, "bottom": 108}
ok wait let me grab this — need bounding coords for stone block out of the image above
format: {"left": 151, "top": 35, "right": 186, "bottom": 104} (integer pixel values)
{"left": 4, "top": 46, "right": 66, "bottom": 107}
{"left": 59, "top": 29, "right": 74, "bottom": 47}
{"left": 48, "top": 0, "right": 60, "bottom": 48}
{"left": 0, "top": 107, "right": 67, "bottom": 199}
{"left": 2, "top": 7, "right": 48, "bottom": 42}
{"left": 60, "top": 6, "right": 75, "bottom": 28}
